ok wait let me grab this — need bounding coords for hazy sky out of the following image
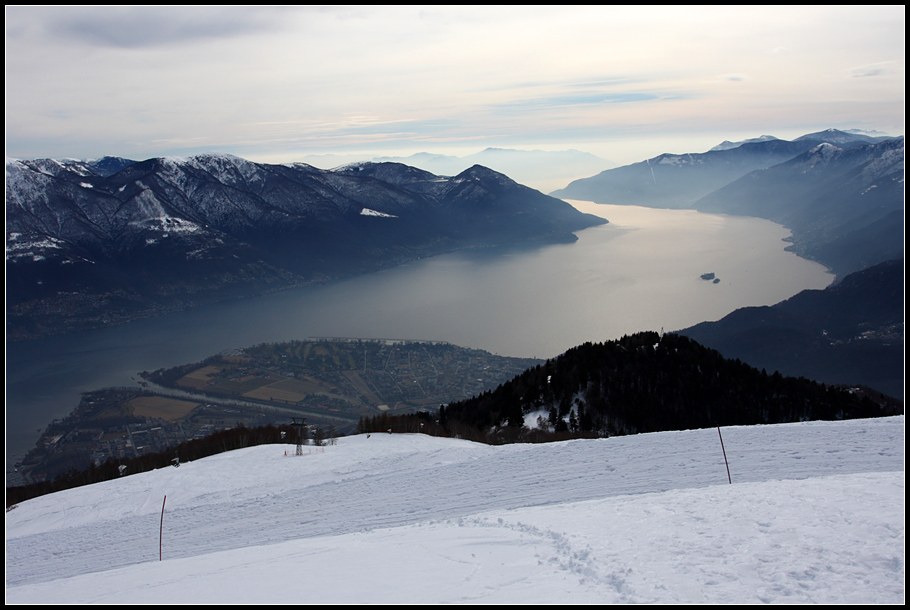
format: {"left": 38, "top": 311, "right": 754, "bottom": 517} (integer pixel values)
{"left": 5, "top": 6, "right": 905, "bottom": 166}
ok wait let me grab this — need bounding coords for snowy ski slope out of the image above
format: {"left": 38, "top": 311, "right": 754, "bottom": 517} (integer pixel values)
{"left": 5, "top": 417, "right": 904, "bottom": 603}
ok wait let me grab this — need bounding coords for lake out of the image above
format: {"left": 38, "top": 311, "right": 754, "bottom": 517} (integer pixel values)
{"left": 5, "top": 201, "right": 833, "bottom": 465}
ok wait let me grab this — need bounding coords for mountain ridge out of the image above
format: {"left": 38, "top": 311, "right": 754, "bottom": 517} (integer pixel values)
{"left": 551, "top": 128, "right": 895, "bottom": 206}
{"left": 551, "top": 129, "right": 904, "bottom": 281}
{"left": 692, "top": 137, "right": 904, "bottom": 278}
{"left": 6, "top": 155, "right": 605, "bottom": 340}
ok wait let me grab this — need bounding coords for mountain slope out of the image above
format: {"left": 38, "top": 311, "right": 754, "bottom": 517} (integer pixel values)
{"left": 693, "top": 138, "right": 904, "bottom": 278}
{"left": 5, "top": 418, "right": 904, "bottom": 603}
{"left": 551, "top": 131, "right": 904, "bottom": 280}
{"left": 677, "top": 259, "right": 904, "bottom": 399}
{"left": 6, "top": 156, "right": 605, "bottom": 339}
{"left": 551, "top": 128, "right": 896, "bottom": 208}
{"left": 373, "top": 147, "right": 616, "bottom": 194}
{"left": 550, "top": 138, "right": 826, "bottom": 207}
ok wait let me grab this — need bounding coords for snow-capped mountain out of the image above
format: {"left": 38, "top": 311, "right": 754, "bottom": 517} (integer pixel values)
{"left": 551, "top": 129, "right": 897, "bottom": 208}
{"left": 794, "top": 127, "right": 895, "bottom": 146}
{"left": 551, "top": 131, "right": 903, "bottom": 281}
{"left": 551, "top": 138, "right": 825, "bottom": 208}
{"left": 6, "top": 155, "right": 605, "bottom": 339}
{"left": 5, "top": 417, "right": 904, "bottom": 603}
{"left": 709, "top": 129, "right": 893, "bottom": 152}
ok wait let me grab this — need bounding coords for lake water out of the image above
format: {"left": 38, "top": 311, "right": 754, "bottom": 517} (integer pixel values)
{"left": 5, "top": 201, "right": 833, "bottom": 464}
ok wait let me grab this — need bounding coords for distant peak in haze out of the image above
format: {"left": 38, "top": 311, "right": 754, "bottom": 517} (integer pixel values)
{"left": 710, "top": 135, "right": 781, "bottom": 151}
{"left": 794, "top": 128, "right": 894, "bottom": 145}
{"left": 454, "top": 163, "right": 518, "bottom": 187}
{"left": 845, "top": 128, "right": 892, "bottom": 137}
{"left": 366, "top": 148, "right": 616, "bottom": 194}
{"left": 709, "top": 128, "right": 896, "bottom": 153}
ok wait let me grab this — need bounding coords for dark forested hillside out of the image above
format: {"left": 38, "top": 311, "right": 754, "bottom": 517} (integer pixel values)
{"left": 678, "top": 260, "right": 904, "bottom": 400}
{"left": 443, "top": 332, "right": 900, "bottom": 438}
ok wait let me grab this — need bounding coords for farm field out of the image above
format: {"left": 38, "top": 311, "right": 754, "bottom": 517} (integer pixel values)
{"left": 160, "top": 339, "right": 541, "bottom": 418}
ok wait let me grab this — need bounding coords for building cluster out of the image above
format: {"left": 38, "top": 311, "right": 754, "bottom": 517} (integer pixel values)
{"left": 14, "top": 400, "right": 268, "bottom": 484}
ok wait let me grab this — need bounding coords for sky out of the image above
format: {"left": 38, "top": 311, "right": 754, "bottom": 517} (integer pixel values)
{"left": 6, "top": 417, "right": 904, "bottom": 603}
{"left": 5, "top": 6, "right": 906, "bottom": 167}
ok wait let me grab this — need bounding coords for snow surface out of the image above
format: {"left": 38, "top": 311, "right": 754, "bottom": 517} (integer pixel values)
{"left": 360, "top": 207, "right": 398, "bottom": 218}
{"left": 5, "top": 417, "right": 904, "bottom": 604}
{"left": 4, "top": 235, "right": 64, "bottom": 262}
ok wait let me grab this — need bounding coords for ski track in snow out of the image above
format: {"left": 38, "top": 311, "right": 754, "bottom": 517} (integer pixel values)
{"left": 5, "top": 417, "right": 904, "bottom": 603}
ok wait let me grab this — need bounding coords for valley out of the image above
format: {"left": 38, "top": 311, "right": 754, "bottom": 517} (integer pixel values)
{"left": 6, "top": 200, "right": 835, "bottom": 470}
{"left": 6, "top": 9, "right": 903, "bottom": 603}
{"left": 6, "top": 128, "right": 903, "bottom": 484}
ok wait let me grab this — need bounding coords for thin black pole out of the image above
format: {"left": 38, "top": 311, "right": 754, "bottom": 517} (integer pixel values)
{"left": 717, "top": 426, "right": 732, "bottom": 484}
{"left": 160, "top": 495, "right": 167, "bottom": 560}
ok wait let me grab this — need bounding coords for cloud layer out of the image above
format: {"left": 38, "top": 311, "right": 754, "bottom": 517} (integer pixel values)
{"left": 5, "top": 6, "right": 905, "bottom": 164}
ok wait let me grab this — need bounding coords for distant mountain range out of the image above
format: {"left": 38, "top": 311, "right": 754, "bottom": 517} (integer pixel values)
{"left": 371, "top": 148, "right": 616, "bottom": 194}
{"left": 677, "top": 259, "right": 904, "bottom": 400}
{"left": 552, "top": 128, "right": 897, "bottom": 208}
{"left": 552, "top": 129, "right": 904, "bottom": 280}
{"left": 707, "top": 129, "right": 891, "bottom": 152}
{"left": 6, "top": 155, "right": 604, "bottom": 339}
{"left": 292, "top": 147, "right": 615, "bottom": 195}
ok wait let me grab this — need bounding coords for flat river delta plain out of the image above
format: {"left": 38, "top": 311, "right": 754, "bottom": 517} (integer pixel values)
{"left": 15, "top": 340, "right": 542, "bottom": 483}
{"left": 7, "top": 201, "right": 835, "bottom": 484}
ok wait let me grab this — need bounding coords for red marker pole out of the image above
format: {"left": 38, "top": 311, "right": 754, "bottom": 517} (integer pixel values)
{"left": 160, "top": 495, "right": 167, "bottom": 561}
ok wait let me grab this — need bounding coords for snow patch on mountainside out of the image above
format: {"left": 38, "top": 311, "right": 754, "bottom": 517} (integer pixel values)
{"left": 129, "top": 187, "right": 170, "bottom": 220}
{"left": 5, "top": 233, "right": 65, "bottom": 261}
{"left": 801, "top": 142, "right": 842, "bottom": 170}
{"left": 133, "top": 215, "right": 205, "bottom": 235}
{"left": 360, "top": 207, "right": 398, "bottom": 218}
{"left": 859, "top": 138, "right": 904, "bottom": 180}
{"left": 652, "top": 152, "right": 706, "bottom": 167}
